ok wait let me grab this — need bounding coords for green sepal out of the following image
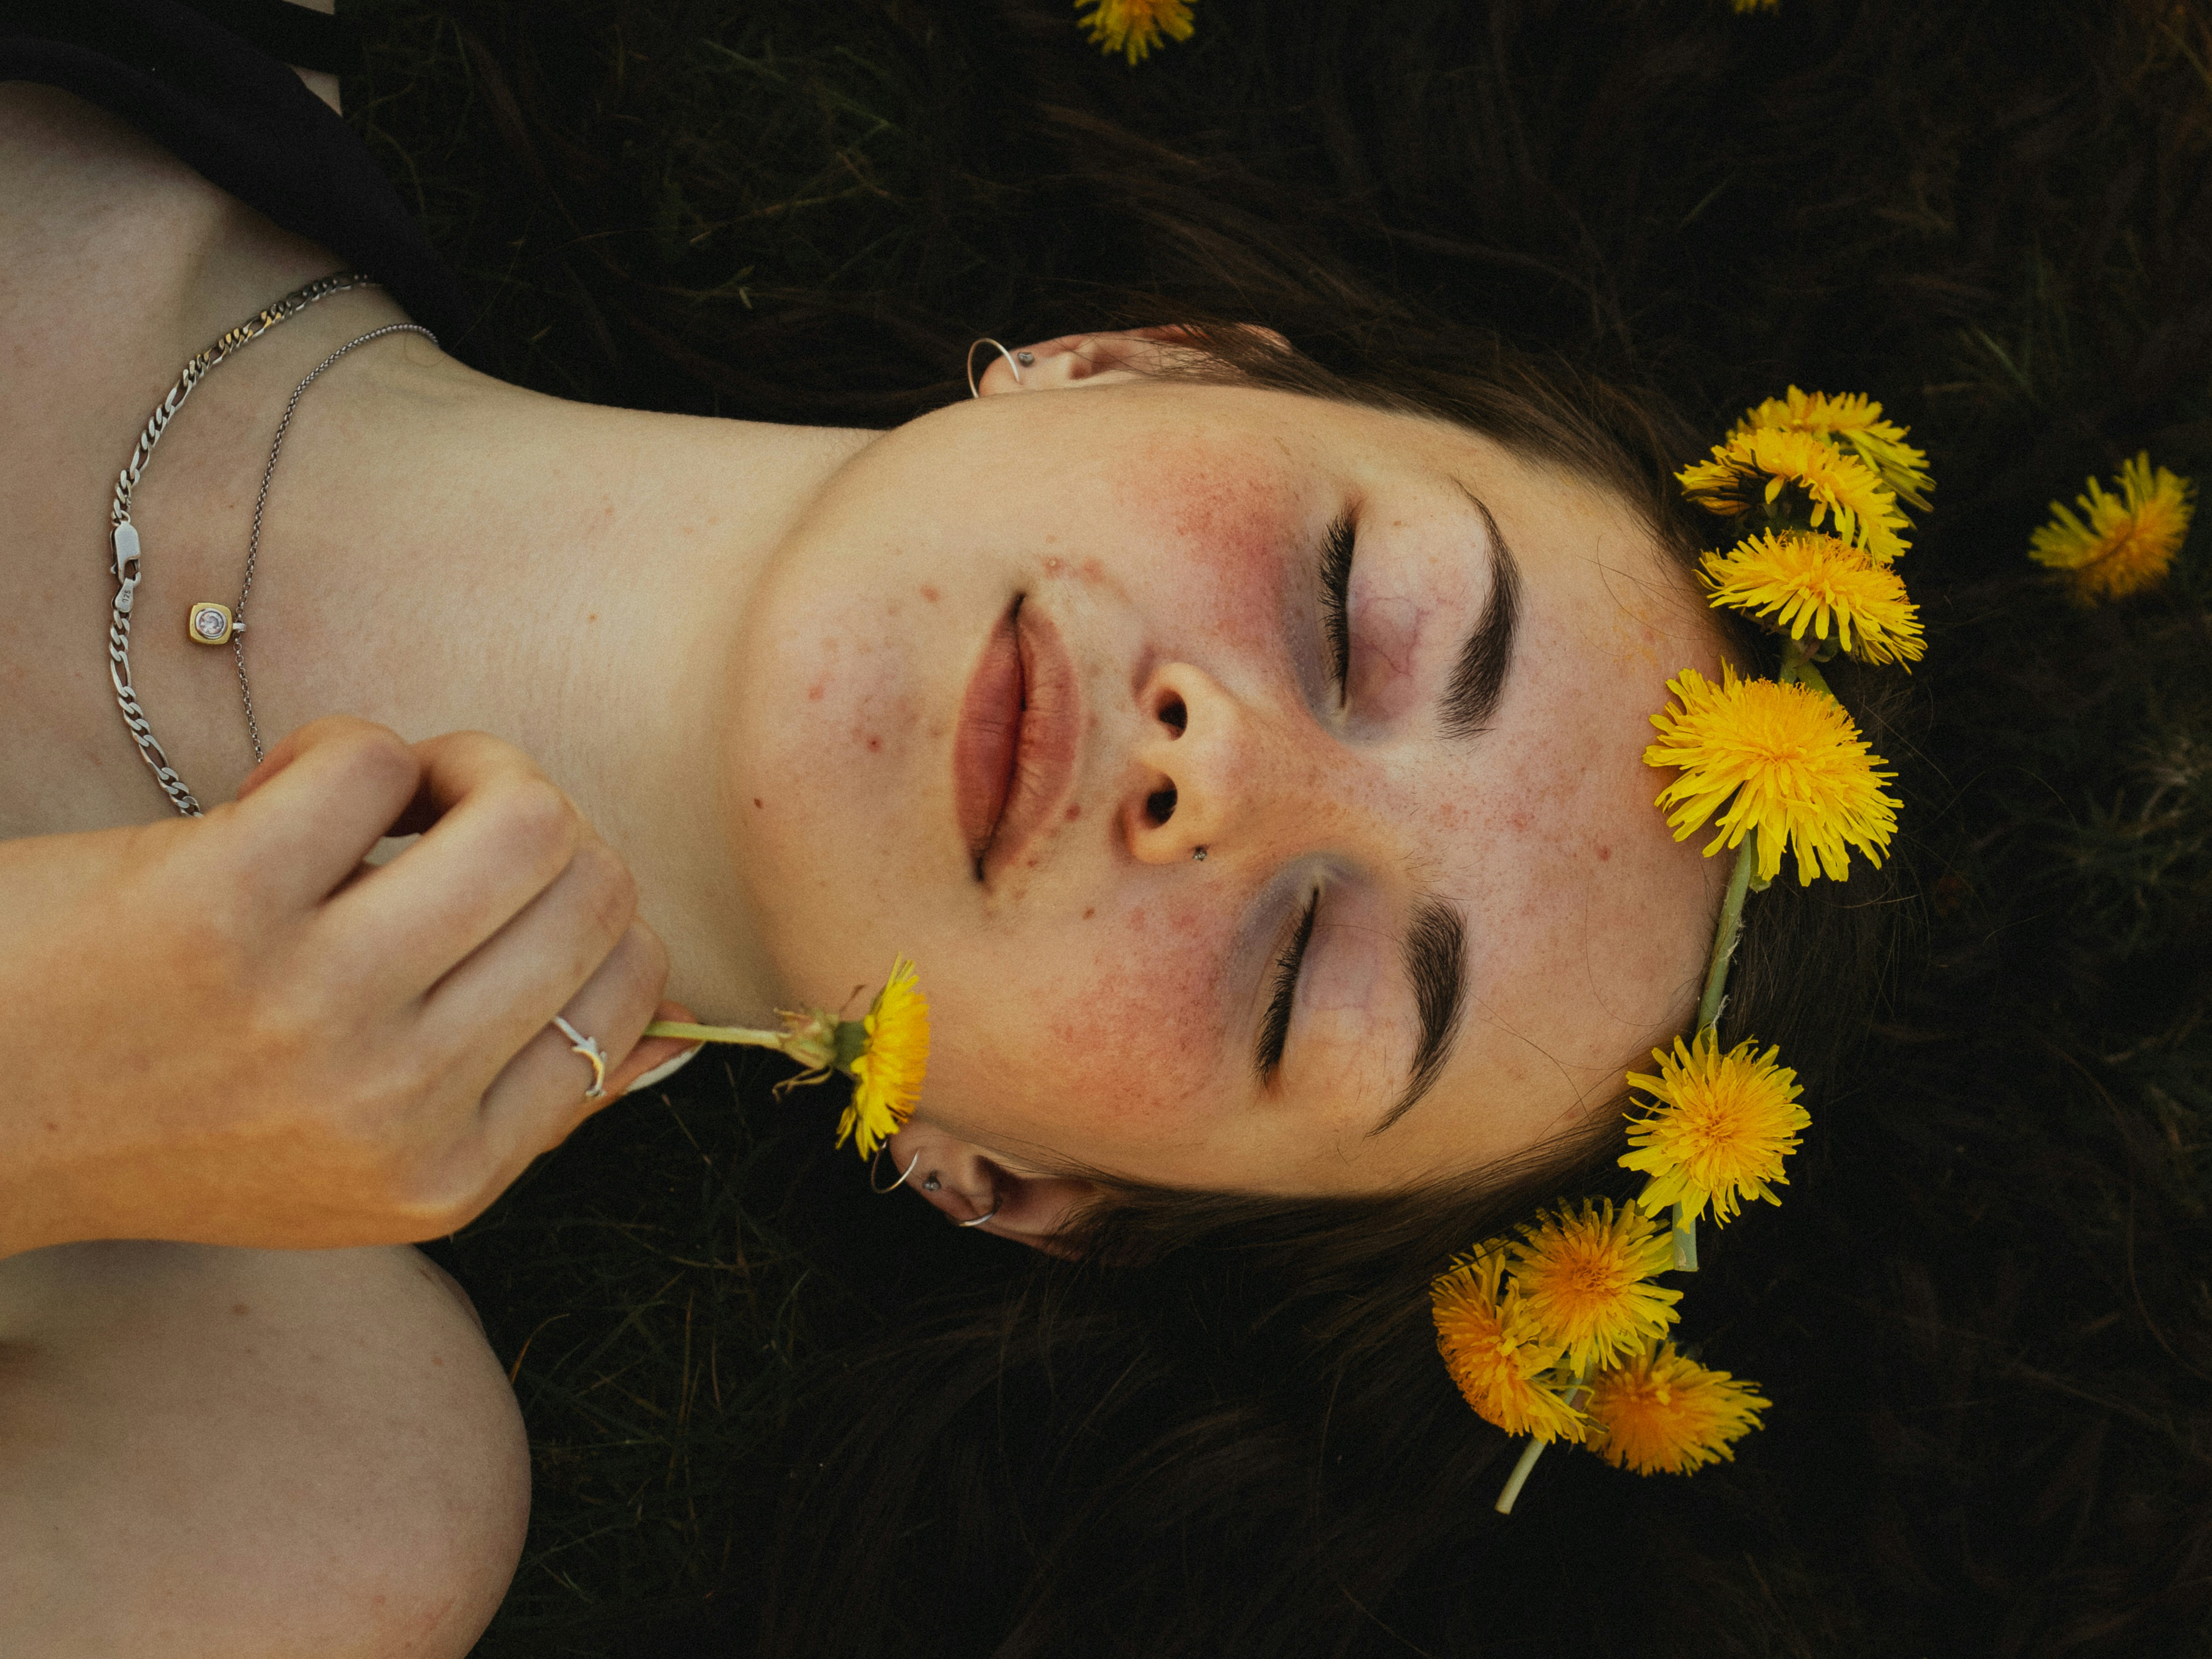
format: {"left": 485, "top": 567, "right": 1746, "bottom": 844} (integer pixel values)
{"left": 831, "top": 1018, "right": 869, "bottom": 1075}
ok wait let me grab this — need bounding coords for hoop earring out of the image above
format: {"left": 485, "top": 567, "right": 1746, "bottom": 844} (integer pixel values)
{"left": 870, "top": 1148, "right": 921, "bottom": 1194}
{"left": 966, "top": 337, "right": 1025, "bottom": 399}
{"left": 956, "top": 1197, "right": 1001, "bottom": 1228}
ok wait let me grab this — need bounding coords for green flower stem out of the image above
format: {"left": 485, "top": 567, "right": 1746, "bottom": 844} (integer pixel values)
{"left": 644, "top": 1020, "right": 792, "bottom": 1047}
{"left": 1493, "top": 1370, "right": 1594, "bottom": 1516}
{"left": 1777, "top": 636, "right": 1835, "bottom": 698}
{"left": 1672, "top": 1198, "right": 1701, "bottom": 1272}
{"left": 1694, "top": 835, "right": 1758, "bottom": 1036}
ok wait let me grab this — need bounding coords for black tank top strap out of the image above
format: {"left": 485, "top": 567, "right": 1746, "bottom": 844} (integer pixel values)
{"left": 0, "top": 0, "right": 477, "bottom": 360}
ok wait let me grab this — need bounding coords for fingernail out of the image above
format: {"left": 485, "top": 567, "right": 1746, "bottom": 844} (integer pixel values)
{"left": 628, "top": 1042, "right": 705, "bottom": 1092}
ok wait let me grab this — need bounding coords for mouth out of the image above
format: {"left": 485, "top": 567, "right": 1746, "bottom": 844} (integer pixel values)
{"left": 953, "top": 598, "right": 1080, "bottom": 878}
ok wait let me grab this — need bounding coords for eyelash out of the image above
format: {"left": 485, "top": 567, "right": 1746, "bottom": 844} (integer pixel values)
{"left": 1257, "top": 887, "right": 1321, "bottom": 1079}
{"left": 1320, "top": 512, "right": 1356, "bottom": 700}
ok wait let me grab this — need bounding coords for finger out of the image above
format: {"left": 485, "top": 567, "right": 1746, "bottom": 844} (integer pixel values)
{"left": 322, "top": 735, "right": 591, "bottom": 999}
{"left": 218, "top": 717, "right": 422, "bottom": 910}
{"left": 469, "top": 920, "right": 671, "bottom": 1180}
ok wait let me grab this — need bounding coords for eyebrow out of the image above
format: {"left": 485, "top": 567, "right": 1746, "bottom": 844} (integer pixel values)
{"left": 1440, "top": 491, "right": 1523, "bottom": 739}
{"left": 1370, "top": 492, "right": 1514, "bottom": 1133}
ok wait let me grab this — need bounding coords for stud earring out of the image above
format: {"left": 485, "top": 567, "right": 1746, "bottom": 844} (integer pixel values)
{"left": 1016, "top": 350, "right": 1035, "bottom": 365}
{"left": 923, "top": 1173, "right": 942, "bottom": 1191}
{"left": 1192, "top": 846, "right": 1209, "bottom": 862}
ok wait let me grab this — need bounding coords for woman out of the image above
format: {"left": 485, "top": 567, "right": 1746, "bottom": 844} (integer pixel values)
{"left": 0, "top": 1, "right": 1743, "bottom": 1649}
{"left": 9, "top": 4, "right": 2209, "bottom": 1657}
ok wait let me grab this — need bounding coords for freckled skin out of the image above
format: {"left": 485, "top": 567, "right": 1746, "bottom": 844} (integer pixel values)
{"left": 724, "top": 376, "right": 1726, "bottom": 1197}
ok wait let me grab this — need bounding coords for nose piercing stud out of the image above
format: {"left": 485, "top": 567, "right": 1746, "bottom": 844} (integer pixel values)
{"left": 1192, "top": 846, "right": 1209, "bottom": 862}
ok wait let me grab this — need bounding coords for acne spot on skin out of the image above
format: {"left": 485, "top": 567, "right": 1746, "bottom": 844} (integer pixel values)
{"left": 1044, "top": 556, "right": 1064, "bottom": 574}
{"left": 586, "top": 612, "right": 599, "bottom": 624}
{"left": 1080, "top": 557, "right": 1104, "bottom": 584}
{"left": 867, "top": 736, "right": 882, "bottom": 752}
{"left": 921, "top": 585, "right": 941, "bottom": 603}
{"left": 1065, "top": 802, "right": 1081, "bottom": 820}
{"left": 231, "top": 1303, "right": 249, "bottom": 1317}
{"left": 1084, "top": 907, "right": 1096, "bottom": 919}
{"left": 431, "top": 1355, "right": 444, "bottom": 1367}
{"left": 1597, "top": 843, "right": 1613, "bottom": 861}
{"left": 753, "top": 797, "right": 764, "bottom": 808}
{"left": 808, "top": 683, "right": 825, "bottom": 701}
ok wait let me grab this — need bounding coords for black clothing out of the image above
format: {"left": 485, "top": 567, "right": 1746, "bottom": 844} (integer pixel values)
{"left": 0, "top": 0, "right": 476, "bottom": 355}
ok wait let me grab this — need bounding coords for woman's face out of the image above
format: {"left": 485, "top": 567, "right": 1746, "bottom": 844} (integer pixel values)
{"left": 725, "top": 345, "right": 1728, "bottom": 1203}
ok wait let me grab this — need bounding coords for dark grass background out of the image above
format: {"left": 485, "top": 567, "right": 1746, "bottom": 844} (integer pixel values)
{"left": 331, "top": 1, "right": 2212, "bottom": 1653}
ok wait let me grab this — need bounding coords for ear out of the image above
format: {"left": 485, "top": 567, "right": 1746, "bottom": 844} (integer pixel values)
{"left": 972, "top": 324, "right": 1293, "bottom": 396}
{"left": 885, "top": 1122, "right": 1101, "bottom": 1256}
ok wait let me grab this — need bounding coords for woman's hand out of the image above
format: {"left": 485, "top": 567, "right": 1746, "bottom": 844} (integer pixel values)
{"left": 0, "top": 717, "right": 694, "bottom": 1257}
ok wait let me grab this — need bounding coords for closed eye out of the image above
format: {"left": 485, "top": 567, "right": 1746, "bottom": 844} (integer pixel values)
{"left": 1320, "top": 512, "right": 1356, "bottom": 701}
{"left": 1255, "top": 887, "right": 1321, "bottom": 1080}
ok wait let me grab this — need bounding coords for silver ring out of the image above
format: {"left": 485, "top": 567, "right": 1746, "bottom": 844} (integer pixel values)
{"left": 871, "top": 1148, "right": 921, "bottom": 1194}
{"left": 965, "top": 338, "right": 1025, "bottom": 398}
{"left": 552, "top": 1015, "right": 607, "bottom": 1101}
{"left": 956, "top": 1197, "right": 1000, "bottom": 1228}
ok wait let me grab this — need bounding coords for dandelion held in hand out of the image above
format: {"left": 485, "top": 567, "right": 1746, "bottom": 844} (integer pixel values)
{"left": 644, "top": 955, "right": 931, "bottom": 1158}
{"left": 2028, "top": 451, "right": 2196, "bottom": 605}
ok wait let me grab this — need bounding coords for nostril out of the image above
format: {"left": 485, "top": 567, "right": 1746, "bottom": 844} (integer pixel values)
{"left": 1146, "top": 786, "right": 1178, "bottom": 826}
{"left": 1158, "top": 695, "right": 1187, "bottom": 734}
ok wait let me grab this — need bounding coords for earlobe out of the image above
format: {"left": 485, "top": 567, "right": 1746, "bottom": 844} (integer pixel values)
{"left": 884, "top": 1124, "right": 1101, "bottom": 1255}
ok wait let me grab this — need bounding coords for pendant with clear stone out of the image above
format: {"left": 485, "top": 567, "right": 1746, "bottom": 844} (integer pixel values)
{"left": 187, "top": 602, "right": 235, "bottom": 646}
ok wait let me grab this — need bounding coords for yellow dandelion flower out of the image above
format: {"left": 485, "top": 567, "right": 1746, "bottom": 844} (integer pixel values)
{"left": 1645, "top": 665, "right": 1901, "bottom": 886}
{"left": 1505, "top": 1200, "right": 1681, "bottom": 1376}
{"left": 1733, "top": 387, "right": 1934, "bottom": 510}
{"left": 1700, "top": 531, "right": 1925, "bottom": 667}
{"left": 1431, "top": 1248, "right": 1588, "bottom": 1442}
{"left": 837, "top": 956, "right": 931, "bottom": 1159}
{"left": 1677, "top": 428, "right": 1912, "bottom": 565}
{"left": 1076, "top": 0, "right": 1196, "bottom": 65}
{"left": 1584, "top": 1342, "right": 1769, "bottom": 1475}
{"left": 1621, "top": 1030, "right": 1809, "bottom": 1226}
{"left": 2028, "top": 452, "right": 2196, "bottom": 605}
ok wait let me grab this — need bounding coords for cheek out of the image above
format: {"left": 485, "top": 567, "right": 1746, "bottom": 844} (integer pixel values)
{"left": 932, "top": 891, "right": 1239, "bottom": 1135}
{"left": 1128, "top": 433, "right": 1304, "bottom": 656}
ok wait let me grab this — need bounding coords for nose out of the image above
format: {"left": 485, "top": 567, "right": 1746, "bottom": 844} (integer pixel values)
{"left": 1123, "top": 662, "right": 1345, "bottom": 866}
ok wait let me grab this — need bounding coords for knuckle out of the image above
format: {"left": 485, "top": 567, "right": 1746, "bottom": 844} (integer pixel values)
{"left": 608, "top": 925, "right": 669, "bottom": 1012}
{"left": 497, "top": 777, "right": 580, "bottom": 871}
{"left": 571, "top": 840, "right": 639, "bottom": 937}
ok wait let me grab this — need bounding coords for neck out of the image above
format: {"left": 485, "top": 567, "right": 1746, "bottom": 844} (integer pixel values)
{"left": 107, "top": 297, "right": 875, "bottom": 1022}
{"left": 291, "top": 350, "right": 879, "bottom": 1019}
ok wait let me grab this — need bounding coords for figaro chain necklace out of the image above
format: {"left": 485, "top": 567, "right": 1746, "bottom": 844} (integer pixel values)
{"left": 106, "top": 271, "right": 435, "bottom": 814}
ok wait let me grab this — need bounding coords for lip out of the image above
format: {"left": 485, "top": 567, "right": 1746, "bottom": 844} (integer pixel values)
{"left": 953, "top": 600, "right": 1080, "bottom": 876}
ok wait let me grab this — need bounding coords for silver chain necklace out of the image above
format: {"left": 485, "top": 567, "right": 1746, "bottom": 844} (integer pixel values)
{"left": 105, "top": 273, "right": 435, "bottom": 813}
{"left": 219, "top": 322, "right": 435, "bottom": 764}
